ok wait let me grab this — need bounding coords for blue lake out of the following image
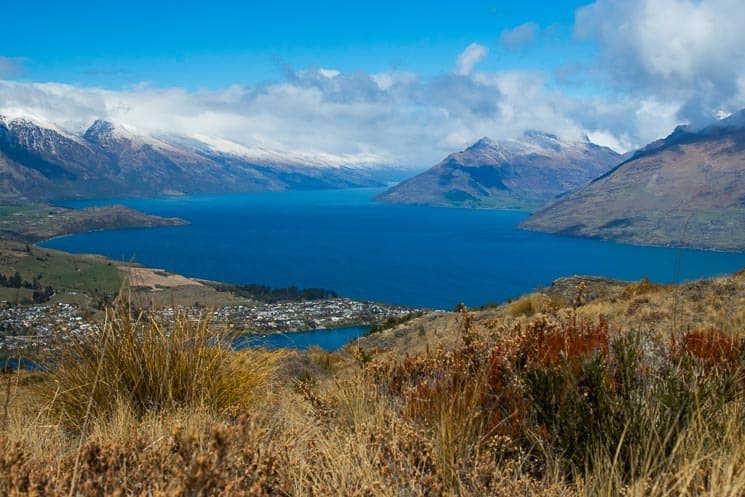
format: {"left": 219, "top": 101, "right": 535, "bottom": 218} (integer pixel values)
{"left": 41, "top": 187, "right": 745, "bottom": 310}
{"left": 234, "top": 326, "right": 369, "bottom": 351}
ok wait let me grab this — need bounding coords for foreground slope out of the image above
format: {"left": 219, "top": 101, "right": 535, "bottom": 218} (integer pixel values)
{"left": 4, "top": 271, "right": 745, "bottom": 496}
{"left": 521, "top": 111, "right": 745, "bottom": 251}
{"left": 376, "top": 131, "right": 621, "bottom": 210}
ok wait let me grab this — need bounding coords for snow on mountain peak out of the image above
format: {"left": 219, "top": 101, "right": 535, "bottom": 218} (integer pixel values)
{"left": 0, "top": 109, "right": 86, "bottom": 144}
{"left": 81, "top": 119, "right": 197, "bottom": 157}
{"left": 185, "top": 133, "right": 388, "bottom": 169}
{"left": 458, "top": 131, "right": 611, "bottom": 165}
{"left": 1, "top": 111, "right": 391, "bottom": 169}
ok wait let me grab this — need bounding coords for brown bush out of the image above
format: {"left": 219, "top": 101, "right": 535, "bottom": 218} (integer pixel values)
{"left": 677, "top": 330, "right": 743, "bottom": 372}
{"left": 0, "top": 415, "right": 290, "bottom": 496}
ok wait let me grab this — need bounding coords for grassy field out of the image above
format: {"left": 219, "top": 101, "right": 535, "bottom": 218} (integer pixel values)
{"left": 0, "top": 241, "right": 121, "bottom": 306}
{"left": 1, "top": 271, "right": 744, "bottom": 496}
{"left": 0, "top": 240, "right": 242, "bottom": 308}
{"left": 17, "top": 247, "right": 121, "bottom": 295}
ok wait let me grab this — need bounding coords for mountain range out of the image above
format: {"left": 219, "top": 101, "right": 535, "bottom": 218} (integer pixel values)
{"left": 521, "top": 110, "right": 745, "bottom": 251}
{"left": 0, "top": 115, "right": 389, "bottom": 201}
{"left": 5, "top": 106, "right": 745, "bottom": 252}
{"left": 375, "top": 131, "right": 622, "bottom": 210}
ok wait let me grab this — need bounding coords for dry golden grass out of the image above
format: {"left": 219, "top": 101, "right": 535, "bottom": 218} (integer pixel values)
{"left": 34, "top": 297, "right": 285, "bottom": 429}
{"left": 1, "top": 273, "right": 745, "bottom": 496}
{"left": 507, "top": 293, "right": 560, "bottom": 318}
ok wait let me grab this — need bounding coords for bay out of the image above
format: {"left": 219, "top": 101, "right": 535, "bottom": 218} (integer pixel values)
{"left": 41, "top": 187, "right": 745, "bottom": 310}
{"left": 233, "top": 326, "right": 370, "bottom": 351}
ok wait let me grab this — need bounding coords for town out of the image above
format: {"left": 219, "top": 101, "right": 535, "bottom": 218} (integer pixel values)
{"left": 0, "top": 298, "right": 424, "bottom": 356}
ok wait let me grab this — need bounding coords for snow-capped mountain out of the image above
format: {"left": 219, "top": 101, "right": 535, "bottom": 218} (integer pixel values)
{"left": 0, "top": 114, "right": 388, "bottom": 201}
{"left": 167, "top": 133, "right": 386, "bottom": 170}
{"left": 375, "top": 131, "right": 622, "bottom": 210}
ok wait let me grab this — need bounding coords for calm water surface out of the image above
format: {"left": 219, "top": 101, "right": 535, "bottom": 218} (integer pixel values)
{"left": 42, "top": 188, "right": 745, "bottom": 311}
{"left": 234, "top": 326, "right": 369, "bottom": 351}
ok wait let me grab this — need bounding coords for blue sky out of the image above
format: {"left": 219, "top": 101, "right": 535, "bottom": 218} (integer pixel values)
{"left": 3, "top": 0, "right": 592, "bottom": 88}
{"left": 1, "top": 0, "right": 745, "bottom": 167}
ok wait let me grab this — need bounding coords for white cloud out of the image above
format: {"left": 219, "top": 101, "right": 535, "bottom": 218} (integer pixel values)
{"left": 585, "top": 131, "right": 630, "bottom": 153}
{"left": 454, "top": 43, "right": 489, "bottom": 76}
{"left": 1, "top": 36, "right": 718, "bottom": 168}
{"left": 0, "top": 69, "right": 651, "bottom": 167}
{"left": 576, "top": 0, "right": 745, "bottom": 125}
{"left": 5, "top": 2, "right": 745, "bottom": 168}
{"left": 499, "top": 22, "right": 539, "bottom": 49}
{"left": 317, "top": 68, "right": 340, "bottom": 78}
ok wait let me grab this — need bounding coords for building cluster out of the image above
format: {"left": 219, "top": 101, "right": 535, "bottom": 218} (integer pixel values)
{"left": 0, "top": 298, "right": 420, "bottom": 354}
{"left": 0, "top": 302, "right": 94, "bottom": 354}
{"left": 210, "top": 298, "right": 417, "bottom": 333}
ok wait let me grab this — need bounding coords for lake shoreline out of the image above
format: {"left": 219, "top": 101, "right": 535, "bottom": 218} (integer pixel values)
{"left": 39, "top": 188, "right": 745, "bottom": 309}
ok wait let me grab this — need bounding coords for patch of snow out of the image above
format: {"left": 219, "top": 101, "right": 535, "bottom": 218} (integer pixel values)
{"left": 91, "top": 120, "right": 195, "bottom": 156}
{"left": 0, "top": 109, "right": 393, "bottom": 169}
{"left": 186, "top": 134, "right": 388, "bottom": 169}
{"left": 0, "top": 109, "right": 86, "bottom": 144}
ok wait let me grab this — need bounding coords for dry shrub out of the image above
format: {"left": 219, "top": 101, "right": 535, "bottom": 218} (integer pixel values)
{"left": 37, "top": 299, "right": 284, "bottom": 428}
{"left": 4, "top": 279, "right": 745, "bottom": 496}
{"left": 676, "top": 330, "right": 743, "bottom": 373}
{"left": 523, "top": 314, "right": 609, "bottom": 368}
{"left": 279, "top": 346, "right": 343, "bottom": 384}
{"left": 365, "top": 306, "right": 745, "bottom": 492}
{"left": 620, "top": 277, "right": 670, "bottom": 300}
{"left": 288, "top": 371, "right": 565, "bottom": 497}
{"left": 578, "top": 397, "right": 745, "bottom": 497}
{"left": 0, "top": 414, "right": 291, "bottom": 496}
{"left": 370, "top": 310, "right": 541, "bottom": 488}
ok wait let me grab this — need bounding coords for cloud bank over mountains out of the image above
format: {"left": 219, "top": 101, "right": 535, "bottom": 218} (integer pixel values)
{"left": 1, "top": 0, "right": 744, "bottom": 168}
{"left": 577, "top": 0, "right": 745, "bottom": 127}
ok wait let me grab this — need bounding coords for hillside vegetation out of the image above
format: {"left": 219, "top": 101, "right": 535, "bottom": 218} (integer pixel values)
{"left": 0, "top": 240, "right": 241, "bottom": 308}
{"left": 1, "top": 271, "right": 745, "bottom": 496}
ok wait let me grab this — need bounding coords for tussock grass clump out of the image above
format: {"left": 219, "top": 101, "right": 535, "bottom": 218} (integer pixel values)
{"left": 620, "top": 276, "right": 672, "bottom": 299}
{"left": 39, "top": 299, "right": 283, "bottom": 428}
{"left": 507, "top": 293, "right": 559, "bottom": 317}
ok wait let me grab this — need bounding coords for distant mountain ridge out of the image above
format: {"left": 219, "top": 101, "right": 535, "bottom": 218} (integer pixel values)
{"left": 0, "top": 114, "right": 388, "bottom": 201}
{"left": 375, "top": 131, "right": 622, "bottom": 210}
{"left": 521, "top": 110, "right": 745, "bottom": 252}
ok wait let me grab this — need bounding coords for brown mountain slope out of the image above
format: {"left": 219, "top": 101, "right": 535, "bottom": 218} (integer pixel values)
{"left": 521, "top": 114, "right": 745, "bottom": 252}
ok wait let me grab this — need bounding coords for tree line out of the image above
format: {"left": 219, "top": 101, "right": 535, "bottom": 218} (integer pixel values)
{"left": 217, "top": 283, "right": 337, "bottom": 303}
{"left": 0, "top": 272, "right": 55, "bottom": 303}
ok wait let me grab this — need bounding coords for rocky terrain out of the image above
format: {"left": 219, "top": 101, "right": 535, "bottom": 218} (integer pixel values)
{"left": 521, "top": 111, "right": 745, "bottom": 251}
{"left": 376, "top": 131, "right": 622, "bottom": 210}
